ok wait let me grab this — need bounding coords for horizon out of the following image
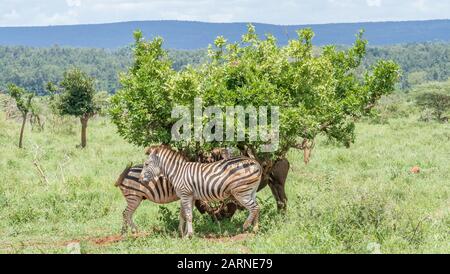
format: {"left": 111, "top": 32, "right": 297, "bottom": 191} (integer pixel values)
{"left": 1, "top": 17, "right": 450, "bottom": 28}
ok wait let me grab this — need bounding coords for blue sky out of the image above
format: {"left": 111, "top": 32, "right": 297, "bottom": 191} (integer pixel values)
{"left": 0, "top": 0, "right": 449, "bottom": 26}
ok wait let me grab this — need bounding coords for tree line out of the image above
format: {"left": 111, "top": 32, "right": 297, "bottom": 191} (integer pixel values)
{"left": 0, "top": 45, "right": 207, "bottom": 95}
{"left": 0, "top": 42, "right": 448, "bottom": 95}
{"left": 363, "top": 43, "right": 450, "bottom": 89}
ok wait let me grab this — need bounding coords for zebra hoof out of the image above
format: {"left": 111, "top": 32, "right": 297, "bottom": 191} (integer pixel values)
{"left": 242, "top": 221, "right": 251, "bottom": 231}
{"left": 252, "top": 224, "right": 259, "bottom": 233}
{"left": 120, "top": 227, "right": 128, "bottom": 236}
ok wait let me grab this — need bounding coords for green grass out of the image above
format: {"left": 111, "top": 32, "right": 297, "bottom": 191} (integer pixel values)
{"left": 0, "top": 111, "right": 449, "bottom": 254}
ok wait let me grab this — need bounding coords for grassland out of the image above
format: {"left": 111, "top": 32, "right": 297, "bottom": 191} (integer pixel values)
{"left": 0, "top": 103, "right": 449, "bottom": 253}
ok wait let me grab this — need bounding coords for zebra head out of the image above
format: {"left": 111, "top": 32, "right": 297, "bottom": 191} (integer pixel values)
{"left": 140, "top": 150, "right": 162, "bottom": 184}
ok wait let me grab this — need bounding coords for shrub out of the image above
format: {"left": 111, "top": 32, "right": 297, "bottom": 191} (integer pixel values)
{"left": 110, "top": 26, "right": 400, "bottom": 161}
{"left": 416, "top": 92, "right": 450, "bottom": 122}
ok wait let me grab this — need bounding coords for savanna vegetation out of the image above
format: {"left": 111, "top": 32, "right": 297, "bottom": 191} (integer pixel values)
{"left": 0, "top": 27, "right": 449, "bottom": 254}
{"left": 0, "top": 82, "right": 448, "bottom": 253}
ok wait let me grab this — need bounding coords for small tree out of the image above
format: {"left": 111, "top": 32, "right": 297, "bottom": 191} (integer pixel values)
{"left": 111, "top": 26, "right": 400, "bottom": 212}
{"left": 7, "top": 84, "right": 34, "bottom": 148}
{"left": 58, "top": 68, "right": 99, "bottom": 148}
{"left": 416, "top": 92, "right": 450, "bottom": 122}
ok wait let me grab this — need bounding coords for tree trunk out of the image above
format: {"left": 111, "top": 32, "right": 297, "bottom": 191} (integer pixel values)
{"left": 304, "top": 147, "right": 311, "bottom": 164}
{"left": 18, "top": 113, "right": 27, "bottom": 148}
{"left": 266, "top": 158, "right": 290, "bottom": 211}
{"left": 80, "top": 115, "right": 89, "bottom": 148}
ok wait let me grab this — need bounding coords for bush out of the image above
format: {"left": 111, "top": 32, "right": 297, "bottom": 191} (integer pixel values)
{"left": 413, "top": 80, "right": 450, "bottom": 122}
{"left": 416, "top": 92, "right": 450, "bottom": 122}
{"left": 110, "top": 26, "right": 400, "bottom": 161}
{"left": 369, "top": 93, "right": 412, "bottom": 124}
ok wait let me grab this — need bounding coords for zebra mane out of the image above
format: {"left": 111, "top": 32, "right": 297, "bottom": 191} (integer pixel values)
{"left": 144, "top": 144, "right": 172, "bottom": 155}
{"left": 147, "top": 144, "right": 189, "bottom": 163}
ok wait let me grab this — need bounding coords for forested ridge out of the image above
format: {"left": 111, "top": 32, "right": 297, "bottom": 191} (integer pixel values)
{"left": 1, "top": 19, "right": 450, "bottom": 49}
{"left": 1, "top": 42, "right": 449, "bottom": 94}
{"left": 364, "top": 43, "right": 450, "bottom": 89}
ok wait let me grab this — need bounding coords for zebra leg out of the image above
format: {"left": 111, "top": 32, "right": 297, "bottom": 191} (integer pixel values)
{"left": 179, "top": 210, "right": 186, "bottom": 237}
{"left": 121, "top": 217, "right": 128, "bottom": 235}
{"left": 122, "top": 195, "right": 142, "bottom": 235}
{"left": 251, "top": 191, "right": 260, "bottom": 232}
{"left": 180, "top": 196, "right": 194, "bottom": 238}
{"left": 232, "top": 189, "right": 260, "bottom": 232}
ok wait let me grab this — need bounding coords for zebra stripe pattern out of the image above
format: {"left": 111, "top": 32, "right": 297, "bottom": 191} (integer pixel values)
{"left": 115, "top": 163, "right": 179, "bottom": 235}
{"left": 140, "top": 146, "right": 263, "bottom": 237}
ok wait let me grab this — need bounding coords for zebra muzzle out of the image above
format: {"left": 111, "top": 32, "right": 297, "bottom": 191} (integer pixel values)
{"left": 139, "top": 175, "right": 149, "bottom": 183}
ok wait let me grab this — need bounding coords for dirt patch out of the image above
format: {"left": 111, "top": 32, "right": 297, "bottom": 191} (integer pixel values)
{"left": 2, "top": 231, "right": 253, "bottom": 252}
{"left": 1, "top": 234, "right": 130, "bottom": 252}
{"left": 91, "top": 232, "right": 151, "bottom": 246}
{"left": 92, "top": 235, "right": 123, "bottom": 245}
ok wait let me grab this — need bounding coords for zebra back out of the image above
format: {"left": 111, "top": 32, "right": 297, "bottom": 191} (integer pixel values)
{"left": 116, "top": 164, "right": 179, "bottom": 204}
{"left": 144, "top": 146, "right": 263, "bottom": 202}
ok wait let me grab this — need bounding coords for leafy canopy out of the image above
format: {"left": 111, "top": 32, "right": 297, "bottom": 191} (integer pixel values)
{"left": 110, "top": 26, "right": 400, "bottom": 159}
{"left": 58, "top": 68, "right": 99, "bottom": 117}
{"left": 6, "top": 84, "right": 34, "bottom": 115}
{"left": 415, "top": 83, "right": 450, "bottom": 121}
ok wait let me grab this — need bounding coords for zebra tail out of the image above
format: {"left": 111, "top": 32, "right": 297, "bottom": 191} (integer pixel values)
{"left": 114, "top": 162, "right": 133, "bottom": 187}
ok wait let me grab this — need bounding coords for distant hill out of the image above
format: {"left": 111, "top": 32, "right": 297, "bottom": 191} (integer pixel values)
{"left": 1, "top": 19, "right": 450, "bottom": 49}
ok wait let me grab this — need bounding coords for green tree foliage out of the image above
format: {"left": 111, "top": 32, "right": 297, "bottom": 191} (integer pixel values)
{"left": 168, "top": 49, "right": 208, "bottom": 71}
{"left": 6, "top": 84, "right": 34, "bottom": 148}
{"left": 110, "top": 26, "right": 400, "bottom": 161}
{"left": 415, "top": 81, "right": 450, "bottom": 122}
{"left": 364, "top": 43, "right": 450, "bottom": 89}
{"left": 0, "top": 46, "right": 131, "bottom": 94}
{"left": 93, "top": 91, "right": 111, "bottom": 116}
{"left": 57, "top": 68, "right": 99, "bottom": 148}
{"left": 110, "top": 32, "right": 174, "bottom": 146}
{"left": 0, "top": 45, "right": 207, "bottom": 95}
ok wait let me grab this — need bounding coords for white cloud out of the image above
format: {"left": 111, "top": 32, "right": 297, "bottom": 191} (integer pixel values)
{"left": 0, "top": 0, "right": 449, "bottom": 26}
{"left": 2, "top": 9, "right": 20, "bottom": 20}
{"left": 366, "top": 0, "right": 382, "bottom": 7}
{"left": 66, "top": 0, "right": 81, "bottom": 8}
{"left": 327, "top": 0, "right": 355, "bottom": 8}
{"left": 412, "top": 0, "right": 427, "bottom": 11}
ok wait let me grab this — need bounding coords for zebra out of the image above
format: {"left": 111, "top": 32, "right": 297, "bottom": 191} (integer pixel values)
{"left": 140, "top": 145, "right": 263, "bottom": 237}
{"left": 115, "top": 162, "right": 179, "bottom": 235}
